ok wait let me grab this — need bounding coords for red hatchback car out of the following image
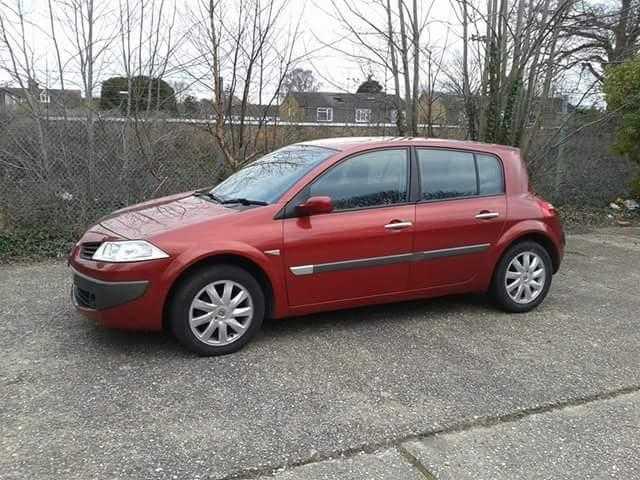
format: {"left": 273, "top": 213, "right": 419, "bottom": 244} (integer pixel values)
{"left": 70, "top": 137, "right": 565, "bottom": 355}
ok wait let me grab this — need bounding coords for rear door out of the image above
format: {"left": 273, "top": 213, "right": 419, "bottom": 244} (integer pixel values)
{"left": 283, "top": 148, "right": 415, "bottom": 307}
{"left": 410, "top": 148, "right": 506, "bottom": 289}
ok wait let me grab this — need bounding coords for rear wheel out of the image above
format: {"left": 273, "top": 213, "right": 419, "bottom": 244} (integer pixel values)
{"left": 491, "top": 241, "right": 553, "bottom": 313}
{"left": 169, "top": 265, "right": 264, "bottom": 356}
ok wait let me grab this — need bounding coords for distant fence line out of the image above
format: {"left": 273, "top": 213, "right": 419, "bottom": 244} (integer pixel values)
{"left": 44, "top": 114, "right": 467, "bottom": 129}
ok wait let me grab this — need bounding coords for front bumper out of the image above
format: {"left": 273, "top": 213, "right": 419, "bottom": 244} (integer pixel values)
{"left": 71, "top": 267, "right": 163, "bottom": 330}
{"left": 68, "top": 224, "right": 174, "bottom": 330}
{"left": 69, "top": 259, "right": 171, "bottom": 331}
{"left": 72, "top": 268, "right": 149, "bottom": 310}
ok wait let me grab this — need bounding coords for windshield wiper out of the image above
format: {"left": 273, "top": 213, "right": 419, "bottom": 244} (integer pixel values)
{"left": 193, "top": 190, "right": 224, "bottom": 203}
{"left": 194, "top": 190, "right": 268, "bottom": 206}
{"left": 220, "top": 198, "right": 269, "bottom": 206}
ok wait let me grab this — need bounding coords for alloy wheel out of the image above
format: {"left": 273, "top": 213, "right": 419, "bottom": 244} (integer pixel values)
{"left": 189, "top": 280, "right": 254, "bottom": 346}
{"left": 504, "top": 251, "right": 546, "bottom": 304}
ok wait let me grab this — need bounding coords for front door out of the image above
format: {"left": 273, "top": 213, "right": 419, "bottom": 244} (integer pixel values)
{"left": 283, "top": 148, "right": 415, "bottom": 307}
{"left": 411, "top": 148, "right": 507, "bottom": 289}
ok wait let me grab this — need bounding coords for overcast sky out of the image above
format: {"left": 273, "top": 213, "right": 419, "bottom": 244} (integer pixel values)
{"left": 0, "top": 0, "right": 594, "bottom": 105}
{"left": 0, "top": 0, "right": 458, "bottom": 99}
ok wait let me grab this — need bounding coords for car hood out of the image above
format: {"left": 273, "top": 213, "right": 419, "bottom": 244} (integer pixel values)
{"left": 98, "top": 191, "right": 237, "bottom": 239}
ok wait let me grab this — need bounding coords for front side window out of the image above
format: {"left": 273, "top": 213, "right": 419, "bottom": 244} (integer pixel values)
{"left": 418, "top": 149, "right": 477, "bottom": 200}
{"left": 210, "top": 145, "right": 334, "bottom": 204}
{"left": 308, "top": 149, "right": 408, "bottom": 211}
{"left": 355, "top": 108, "right": 371, "bottom": 123}
{"left": 316, "top": 107, "right": 333, "bottom": 122}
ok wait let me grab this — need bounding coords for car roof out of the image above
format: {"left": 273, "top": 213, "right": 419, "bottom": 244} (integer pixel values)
{"left": 297, "top": 136, "right": 520, "bottom": 155}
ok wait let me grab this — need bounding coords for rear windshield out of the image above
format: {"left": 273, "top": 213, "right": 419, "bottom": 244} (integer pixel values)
{"left": 210, "top": 145, "right": 334, "bottom": 204}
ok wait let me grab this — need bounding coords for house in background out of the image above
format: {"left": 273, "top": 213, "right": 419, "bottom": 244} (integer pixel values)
{"left": 0, "top": 80, "right": 82, "bottom": 113}
{"left": 280, "top": 91, "right": 403, "bottom": 125}
{"left": 416, "top": 91, "right": 572, "bottom": 128}
{"left": 191, "top": 96, "right": 279, "bottom": 122}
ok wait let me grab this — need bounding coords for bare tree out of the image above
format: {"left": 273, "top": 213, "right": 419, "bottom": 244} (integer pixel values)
{"left": 187, "top": 0, "right": 303, "bottom": 173}
{"left": 59, "top": 0, "right": 116, "bottom": 115}
{"left": 417, "top": 34, "right": 450, "bottom": 137}
{"left": 560, "top": 0, "right": 640, "bottom": 83}
{"left": 446, "top": 0, "right": 573, "bottom": 151}
{"left": 0, "top": 1, "right": 44, "bottom": 115}
{"left": 326, "top": 0, "right": 435, "bottom": 136}
{"left": 385, "top": 0, "right": 405, "bottom": 134}
{"left": 0, "top": 0, "right": 52, "bottom": 176}
{"left": 281, "top": 67, "right": 320, "bottom": 97}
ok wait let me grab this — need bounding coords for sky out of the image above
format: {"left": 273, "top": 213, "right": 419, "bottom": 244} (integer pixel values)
{"left": 0, "top": 0, "right": 459, "bottom": 99}
{"left": 0, "top": 0, "right": 596, "bottom": 105}
{"left": 292, "top": 0, "right": 456, "bottom": 94}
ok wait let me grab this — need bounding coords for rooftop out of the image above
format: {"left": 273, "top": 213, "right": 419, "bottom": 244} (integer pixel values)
{"left": 298, "top": 136, "right": 521, "bottom": 154}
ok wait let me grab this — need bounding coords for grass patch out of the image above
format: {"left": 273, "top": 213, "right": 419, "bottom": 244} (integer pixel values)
{"left": 0, "top": 228, "right": 75, "bottom": 263}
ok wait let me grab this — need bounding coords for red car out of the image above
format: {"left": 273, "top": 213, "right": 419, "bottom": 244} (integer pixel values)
{"left": 70, "top": 137, "right": 565, "bottom": 355}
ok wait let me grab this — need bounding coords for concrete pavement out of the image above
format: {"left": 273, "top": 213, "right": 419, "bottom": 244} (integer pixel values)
{"left": 1, "top": 228, "right": 639, "bottom": 479}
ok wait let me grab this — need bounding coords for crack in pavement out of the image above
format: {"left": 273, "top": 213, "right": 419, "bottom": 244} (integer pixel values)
{"left": 396, "top": 444, "right": 438, "bottom": 480}
{"left": 221, "top": 383, "right": 640, "bottom": 480}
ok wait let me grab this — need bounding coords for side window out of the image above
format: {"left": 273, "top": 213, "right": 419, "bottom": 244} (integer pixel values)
{"left": 477, "top": 154, "right": 504, "bottom": 195}
{"left": 418, "top": 149, "right": 476, "bottom": 200}
{"left": 308, "top": 149, "right": 408, "bottom": 210}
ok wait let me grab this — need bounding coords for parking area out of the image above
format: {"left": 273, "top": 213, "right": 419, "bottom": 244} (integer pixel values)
{"left": 2, "top": 228, "right": 640, "bottom": 479}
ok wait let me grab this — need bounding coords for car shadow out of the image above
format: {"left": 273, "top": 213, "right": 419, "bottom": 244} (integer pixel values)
{"left": 81, "top": 294, "right": 495, "bottom": 357}
{"left": 259, "top": 293, "right": 494, "bottom": 341}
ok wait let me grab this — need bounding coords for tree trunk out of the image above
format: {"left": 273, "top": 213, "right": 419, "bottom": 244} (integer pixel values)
{"left": 398, "top": 0, "right": 413, "bottom": 134}
{"left": 410, "top": 0, "right": 420, "bottom": 136}
{"left": 386, "top": 0, "right": 405, "bottom": 135}
{"left": 460, "top": 0, "right": 477, "bottom": 140}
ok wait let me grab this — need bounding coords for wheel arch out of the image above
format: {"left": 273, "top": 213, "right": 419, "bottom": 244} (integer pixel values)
{"left": 162, "top": 253, "right": 276, "bottom": 331}
{"left": 496, "top": 230, "right": 561, "bottom": 274}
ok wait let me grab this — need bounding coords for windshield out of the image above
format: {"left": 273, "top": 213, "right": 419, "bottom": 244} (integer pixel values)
{"left": 210, "top": 145, "right": 334, "bottom": 204}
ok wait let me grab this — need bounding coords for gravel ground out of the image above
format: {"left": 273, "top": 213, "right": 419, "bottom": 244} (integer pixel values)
{"left": 1, "top": 228, "right": 639, "bottom": 479}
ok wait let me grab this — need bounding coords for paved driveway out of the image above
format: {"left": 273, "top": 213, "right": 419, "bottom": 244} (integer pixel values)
{"left": 1, "top": 228, "right": 639, "bottom": 479}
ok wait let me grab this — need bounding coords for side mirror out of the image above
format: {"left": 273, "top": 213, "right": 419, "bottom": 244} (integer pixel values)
{"left": 295, "top": 196, "right": 334, "bottom": 216}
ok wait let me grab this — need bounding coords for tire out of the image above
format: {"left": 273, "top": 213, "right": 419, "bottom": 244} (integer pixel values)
{"left": 490, "top": 240, "right": 553, "bottom": 313}
{"left": 169, "top": 264, "right": 265, "bottom": 356}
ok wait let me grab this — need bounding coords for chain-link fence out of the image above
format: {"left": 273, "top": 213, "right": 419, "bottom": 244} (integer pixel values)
{"left": 0, "top": 114, "right": 225, "bottom": 243}
{"left": 1, "top": 111, "right": 637, "bottom": 259}
{"left": 527, "top": 119, "right": 639, "bottom": 205}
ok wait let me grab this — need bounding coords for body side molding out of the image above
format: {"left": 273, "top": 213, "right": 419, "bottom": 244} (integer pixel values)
{"left": 289, "top": 243, "right": 491, "bottom": 276}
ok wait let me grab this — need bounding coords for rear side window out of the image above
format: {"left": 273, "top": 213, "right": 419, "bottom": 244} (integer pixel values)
{"left": 417, "top": 149, "right": 504, "bottom": 201}
{"left": 418, "top": 149, "right": 476, "bottom": 200}
{"left": 476, "top": 154, "right": 504, "bottom": 195}
{"left": 309, "top": 149, "right": 408, "bottom": 210}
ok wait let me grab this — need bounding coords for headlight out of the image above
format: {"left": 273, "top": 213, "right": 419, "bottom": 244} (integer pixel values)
{"left": 92, "top": 240, "right": 169, "bottom": 263}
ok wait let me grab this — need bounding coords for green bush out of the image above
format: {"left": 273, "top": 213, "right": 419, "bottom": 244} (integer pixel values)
{"left": 603, "top": 56, "right": 640, "bottom": 197}
{"left": 632, "top": 176, "right": 640, "bottom": 199}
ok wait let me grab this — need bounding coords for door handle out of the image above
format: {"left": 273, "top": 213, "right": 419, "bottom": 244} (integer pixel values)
{"left": 475, "top": 211, "right": 500, "bottom": 220}
{"left": 384, "top": 221, "right": 413, "bottom": 230}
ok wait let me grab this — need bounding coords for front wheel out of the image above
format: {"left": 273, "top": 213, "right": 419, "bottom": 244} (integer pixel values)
{"left": 169, "top": 265, "right": 265, "bottom": 356}
{"left": 491, "top": 241, "right": 553, "bottom": 313}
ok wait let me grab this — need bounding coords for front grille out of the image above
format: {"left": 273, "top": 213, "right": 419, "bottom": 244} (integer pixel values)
{"left": 80, "top": 242, "right": 101, "bottom": 260}
{"left": 74, "top": 285, "right": 96, "bottom": 309}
